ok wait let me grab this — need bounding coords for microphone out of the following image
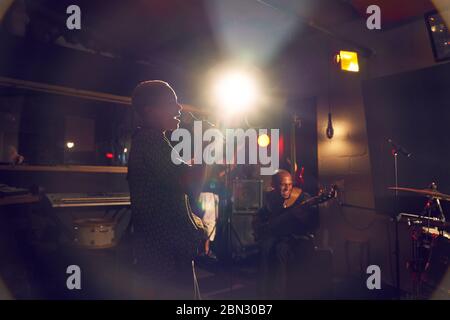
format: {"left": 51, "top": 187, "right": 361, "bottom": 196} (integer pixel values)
{"left": 387, "top": 139, "right": 412, "bottom": 157}
{"left": 183, "top": 111, "right": 216, "bottom": 128}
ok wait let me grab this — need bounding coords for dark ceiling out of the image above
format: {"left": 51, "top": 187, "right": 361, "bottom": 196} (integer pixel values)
{"left": 2, "top": 0, "right": 448, "bottom": 65}
{"left": 350, "top": 0, "right": 440, "bottom": 25}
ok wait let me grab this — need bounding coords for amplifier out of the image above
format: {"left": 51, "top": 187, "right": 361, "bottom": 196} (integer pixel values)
{"left": 232, "top": 179, "right": 263, "bottom": 214}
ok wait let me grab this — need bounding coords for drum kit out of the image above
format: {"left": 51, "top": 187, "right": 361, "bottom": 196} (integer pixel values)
{"left": 390, "top": 185, "right": 450, "bottom": 299}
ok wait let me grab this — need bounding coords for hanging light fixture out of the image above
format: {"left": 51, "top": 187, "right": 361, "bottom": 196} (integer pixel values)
{"left": 326, "top": 112, "right": 334, "bottom": 139}
{"left": 327, "top": 44, "right": 334, "bottom": 139}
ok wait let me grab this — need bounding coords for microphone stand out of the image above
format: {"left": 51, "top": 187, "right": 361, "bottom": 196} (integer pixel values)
{"left": 386, "top": 138, "right": 412, "bottom": 299}
{"left": 222, "top": 161, "right": 234, "bottom": 297}
{"left": 393, "top": 149, "right": 401, "bottom": 299}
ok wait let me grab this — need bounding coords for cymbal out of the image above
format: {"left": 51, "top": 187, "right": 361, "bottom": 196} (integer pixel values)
{"left": 389, "top": 187, "right": 450, "bottom": 201}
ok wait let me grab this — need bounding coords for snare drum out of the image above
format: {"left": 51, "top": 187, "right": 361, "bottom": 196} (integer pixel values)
{"left": 72, "top": 218, "right": 117, "bottom": 249}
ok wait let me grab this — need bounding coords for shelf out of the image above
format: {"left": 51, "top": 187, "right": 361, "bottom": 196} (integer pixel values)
{"left": 0, "top": 194, "right": 40, "bottom": 207}
{"left": 0, "top": 76, "right": 210, "bottom": 114}
{"left": 0, "top": 165, "right": 127, "bottom": 174}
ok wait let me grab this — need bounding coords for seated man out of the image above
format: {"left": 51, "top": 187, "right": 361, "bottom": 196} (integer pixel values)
{"left": 253, "top": 169, "right": 319, "bottom": 299}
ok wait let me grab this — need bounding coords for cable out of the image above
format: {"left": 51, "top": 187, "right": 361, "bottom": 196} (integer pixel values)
{"left": 192, "top": 260, "right": 202, "bottom": 300}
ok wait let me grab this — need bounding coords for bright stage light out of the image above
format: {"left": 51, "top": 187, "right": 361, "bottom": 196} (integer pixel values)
{"left": 258, "top": 134, "right": 270, "bottom": 147}
{"left": 66, "top": 141, "right": 75, "bottom": 149}
{"left": 211, "top": 68, "right": 260, "bottom": 115}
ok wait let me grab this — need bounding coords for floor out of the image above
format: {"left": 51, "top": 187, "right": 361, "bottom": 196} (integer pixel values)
{"left": 0, "top": 238, "right": 423, "bottom": 300}
{"left": 194, "top": 255, "right": 399, "bottom": 300}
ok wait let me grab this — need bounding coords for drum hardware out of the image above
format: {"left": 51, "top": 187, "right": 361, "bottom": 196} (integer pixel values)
{"left": 393, "top": 183, "right": 449, "bottom": 298}
{"left": 397, "top": 213, "right": 449, "bottom": 229}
